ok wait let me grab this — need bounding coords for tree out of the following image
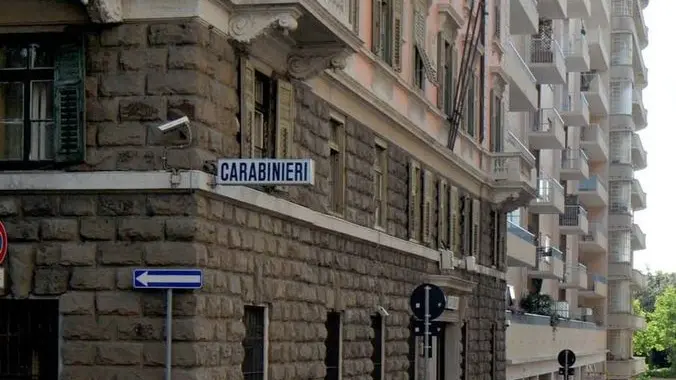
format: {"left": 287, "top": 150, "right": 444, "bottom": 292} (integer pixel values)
{"left": 633, "top": 299, "right": 657, "bottom": 357}
{"left": 635, "top": 286, "right": 676, "bottom": 369}
{"left": 636, "top": 270, "right": 676, "bottom": 312}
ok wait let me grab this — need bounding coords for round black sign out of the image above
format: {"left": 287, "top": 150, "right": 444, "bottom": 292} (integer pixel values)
{"left": 409, "top": 283, "right": 446, "bottom": 321}
{"left": 558, "top": 349, "right": 576, "bottom": 367}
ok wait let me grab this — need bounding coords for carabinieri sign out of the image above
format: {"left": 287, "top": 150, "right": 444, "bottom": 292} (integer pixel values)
{"left": 216, "top": 158, "right": 314, "bottom": 185}
{"left": 133, "top": 269, "right": 203, "bottom": 290}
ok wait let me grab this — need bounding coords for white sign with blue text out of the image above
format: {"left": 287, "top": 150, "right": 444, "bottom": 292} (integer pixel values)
{"left": 133, "top": 269, "right": 203, "bottom": 290}
{"left": 216, "top": 158, "right": 315, "bottom": 185}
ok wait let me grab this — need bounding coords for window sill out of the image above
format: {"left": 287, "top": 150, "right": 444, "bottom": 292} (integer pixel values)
{"left": 374, "top": 225, "right": 386, "bottom": 233}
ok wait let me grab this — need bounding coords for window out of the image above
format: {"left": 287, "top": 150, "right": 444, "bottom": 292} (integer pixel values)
{"left": 490, "top": 209, "right": 501, "bottom": 267}
{"left": 490, "top": 323, "right": 497, "bottom": 379}
{"left": 450, "top": 186, "right": 460, "bottom": 257}
{"left": 407, "top": 319, "right": 416, "bottom": 380}
{"left": 414, "top": 48, "right": 425, "bottom": 90}
{"left": 466, "top": 76, "right": 475, "bottom": 136}
{"left": 374, "top": 141, "right": 388, "bottom": 228}
{"left": 489, "top": 91, "right": 503, "bottom": 152}
{"left": 243, "top": 306, "right": 267, "bottom": 380}
{"left": 325, "top": 312, "right": 342, "bottom": 380}
{"left": 0, "top": 300, "right": 59, "bottom": 379}
{"left": 459, "top": 195, "right": 472, "bottom": 254}
{"left": 443, "top": 41, "right": 455, "bottom": 116}
{"left": 0, "top": 35, "right": 85, "bottom": 169}
{"left": 372, "top": 0, "right": 402, "bottom": 70}
{"left": 460, "top": 322, "right": 468, "bottom": 380}
{"left": 370, "top": 315, "right": 384, "bottom": 380}
{"left": 438, "top": 180, "right": 448, "bottom": 248}
{"left": 471, "top": 199, "right": 481, "bottom": 256}
{"left": 493, "top": 1, "right": 501, "bottom": 40}
{"left": 408, "top": 161, "right": 422, "bottom": 241}
{"left": 329, "top": 118, "right": 345, "bottom": 213}
{"left": 240, "top": 58, "right": 294, "bottom": 160}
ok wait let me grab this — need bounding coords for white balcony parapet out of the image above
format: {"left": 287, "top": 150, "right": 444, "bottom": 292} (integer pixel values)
{"left": 528, "top": 35, "right": 567, "bottom": 84}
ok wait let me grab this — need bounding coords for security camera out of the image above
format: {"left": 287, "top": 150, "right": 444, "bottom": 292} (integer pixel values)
{"left": 377, "top": 306, "right": 390, "bottom": 317}
{"left": 156, "top": 116, "right": 190, "bottom": 133}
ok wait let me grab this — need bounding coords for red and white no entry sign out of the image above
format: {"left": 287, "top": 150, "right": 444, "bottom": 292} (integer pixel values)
{"left": 0, "top": 221, "right": 7, "bottom": 265}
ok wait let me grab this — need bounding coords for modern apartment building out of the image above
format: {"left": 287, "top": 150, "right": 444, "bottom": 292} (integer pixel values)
{"left": 0, "top": 0, "right": 534, "bottom": 379}
{"left": 503, "top": 0, "right": 649, "bottom": 379}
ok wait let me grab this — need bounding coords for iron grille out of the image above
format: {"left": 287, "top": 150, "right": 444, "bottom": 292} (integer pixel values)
{"left": 461, "top": 322, "right": 468, "bottom": 380}
{"left": 407, "top": 319, "right": 416, "bottom": 380}
{"left": 324, "top": 312, "right": 341, "bottom": 380}
{"left": 370, "top": 315, "right": 383, "bottom": 380}
{"left": 243, "top": 306, "right": 265, "bottom": 380}
{"left": 0, "top": 300, "right": 59, "bottom": 380}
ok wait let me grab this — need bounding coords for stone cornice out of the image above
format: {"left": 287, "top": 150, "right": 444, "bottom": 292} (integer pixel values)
{"left": 228, "top": 7, "right": 301, "bottom": 44}
{"left": 83, "top": 0, "right": 122, "bottom": 23}
{"left": 287, "top": 45, "right": 350, "bottom": 80}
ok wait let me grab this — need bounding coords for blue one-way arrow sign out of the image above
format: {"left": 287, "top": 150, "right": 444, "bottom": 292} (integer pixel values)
{"left": 133, "top": 269, "right": 203, "bottom": 290}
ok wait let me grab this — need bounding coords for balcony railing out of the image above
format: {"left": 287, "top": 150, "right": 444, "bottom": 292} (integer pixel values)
{"left": 562, "top": 148, "right": 589, "bottom": 170}
{"left": 530, "top": 36, "right": 564, "bottom": 63}
{"left": 579, "top": 175, "right": 606, "bottom": 191}
{"left": 508, "top": 220, "right": 536, "bottom": 244}
{"left": 564, "top": 34, "right": 590, "bottom": 71}
{"left": 581, "top": 221, "right": 607, "bottom": 245}
{"left": 580, "top": 71, "right": 609, "bottom": 115}
{"left": 561, "top": 92, "right": 590, "bottom": 126}
{"left": 531, "top": 176, "right": 565, "bottom": 214}
{"left": 611, "top": 0, "right": 632, "bottom": 17}
{"left": 560, "top": 204, "right": 589, "bottom": 234}
{"left": 580, "top": 125, "right": 609, "bottom": 161}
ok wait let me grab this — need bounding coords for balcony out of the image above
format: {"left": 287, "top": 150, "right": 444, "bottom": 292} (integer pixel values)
{"left": 510, "top": 0, "right": 539, "bottom": 35}
{"left": 561, "top": 149, "right": 589, "bottom": 180}
{"left": 568, "top": 0, "right": 591, "bottom": 19}
{"left": 608, "top": 260, "right": 633, "bottom": 282}
{"left": 580, "top": 222, "right": 608, "bottom": 255}
{"left": 607, "top": 313, "right": 647, "bottom": 330}
{"left": 590, "top": 0, "right": 611, "bottom": 27}
{"left": 587, "top": 26, "right": 610, "bottom": 71}
{"left": 537, "top": 0, "right": 567, "bottom": 19}
{"left": 634, "top": 41, "right": 649, "bottom": 87}
{"left": 565, "top": 35, "right": 590, "bottom": 72}
{"left": 528, "top": 36, "right": 567, "bottom": 84}
{"left": 506, "top": 311, "right": 605, "bottom": 370}
{"left": 634, "top": 0, "right": 649, "bottom": 48}
{"left": 507, "top": 221, "right": 537, "bottom": 268}
{"left": 631, "top": 178, "right": 646, "bottom": 211}
{"left": 560, "top": 204, "right": 590, "bottom": 235}
{"left": 631, "top": 223, "right": 646, "bottom": 251}
{"left": 492, "top": 151, "right": 538, "bottom": 210}
{"left": 577, "top": 176, "right": 609, "bottom": 208}
{"left": 581, "top": 72, "right": 610, "bottom": 116}
{"left": 580, "top": 125, "right": 609, "bottom": 162}
{"left": 607, "top": 357, "right": 647, "bottom": 379}
{"left": 560, "top": 92, "right": 590, "bottom": 126}
{"left": 633, "top": 88, "right": 648, "bottom": 130}
{"left": 505, "top": 40, "right": 538, "bottom": 112}
{"left": 528, "top": 246, "right": 565, "bottom": 280}
{"left": 632, "top": 269, "right": 647, "bottom": 290}
{"left": 579, "top": 274, "right": 607, "bottom": 299}
{"left": 631, "top": 133, "right": 647, "bottom": 170}
{"left": 530, "top": 177, "right": 565, "bottom": 214}
{"left": 561, "top": 263, "right": 589, "bottom": 289}
{"left": 228, "top": 0, "right": 360, "bottom": 80}
{"left": 529, "top": 108, "right": 565, "bottom": 149}
{"left": 609, "top": 209, "right": 632, "bottom": 231}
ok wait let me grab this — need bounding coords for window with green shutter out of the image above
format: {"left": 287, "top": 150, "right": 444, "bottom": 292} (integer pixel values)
{"left": 0, "top": 33, "right": 85, "bottom": 169}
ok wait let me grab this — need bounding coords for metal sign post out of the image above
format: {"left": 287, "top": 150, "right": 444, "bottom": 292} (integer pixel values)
{"left": 558, "top": 349, "right": 576, "bottom": 379}
{"left": 409, "top": 283, "right": 446, "bottom": 380}
{"left": 133, "top": 269, "right": 203, "bottom": 380}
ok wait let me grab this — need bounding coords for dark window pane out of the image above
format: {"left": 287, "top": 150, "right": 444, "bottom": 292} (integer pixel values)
{"left": 29, "top": 43, "right": 54, "bottom": 69}
{"left": 243, "top": 306, "right": 265, "bottom": 380}
{"left": 0, "top": 45, "right": 27, "bottom": 69}
{"left": 325, "top": 312, "right": 341, "bottom": 380}
{"left": 370, "top": 315, "right": 383, "bottom": 380}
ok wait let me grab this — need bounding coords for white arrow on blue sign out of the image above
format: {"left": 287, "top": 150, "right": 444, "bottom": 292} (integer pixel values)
{"left": 133, "top": 269, "right": 203, "bottom": 290}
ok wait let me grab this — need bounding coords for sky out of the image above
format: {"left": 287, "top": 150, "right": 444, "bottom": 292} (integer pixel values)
{"left": 633, "top": 1, "right": 674, "bottom": 273}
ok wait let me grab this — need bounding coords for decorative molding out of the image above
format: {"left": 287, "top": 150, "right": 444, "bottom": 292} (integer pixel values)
{"left": 427, "top": 274, "right": 477, "bottom": 294}
{"left": 84, "top": 0, "right": 123, "bottom": 23}
{"left": 287, "top": 45, "right": 350, "bottom": 80}
{"left": 228, "top": 8, "right": 301, "bottom": 44}
{"left": 0, "top": 170, "right": 506, "bottom": 281}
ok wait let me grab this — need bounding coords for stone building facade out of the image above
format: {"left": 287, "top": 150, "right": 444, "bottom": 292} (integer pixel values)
{"left": 0, "top": 1, "right": 527, "bottom": 379}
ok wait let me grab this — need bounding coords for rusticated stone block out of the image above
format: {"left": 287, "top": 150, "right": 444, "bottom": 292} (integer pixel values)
{"left": 96, "top": 292, "right": 142, "bottom": 316}
{"left": 40, "top": 219, "right": 79, "bottom": 241}
{"left": 120, "top": 48, "right": 167, "bottom": 71}
{"left": 60, "top": 292, "right": 95, "bottom": 315}
{"left": 61, "top": 342, "right": 97, "bottom": 365}
{"left": 8, "top": 244, "right": 35, "bottom": 298}
{"left": 34, "top": 268, "right": 70, "bottom": 295}
{"left": 22, "top": 195, "right": 58, "bottom": 216}
{"left": 4, "top": 220, "right": 39, "bottom": 241}
{"left": 100, "top": 73, "right": 146, "bottom": 97}
{"left": 98, "top": 195, "right": 146, "bottom": 216}
{"left": 60, "top": 242, "right": 97, "bottom": 266}
{"left": 80, "top": 217, "right": 116, "bottom": 241}
{"left": 117, "top": 217, "right": 165, "bottom": 241}
{"left": 97, "top": 122, "right": 147, "bottom": 146}
{"left": 146, "top": 194, "right": 197, "bottom": 216}
{"left": 120, "top": 97, "right": 166, "bottom": 121}
{"left": 0, "top": 197, "right": 19, "bottom": 216}
{"left": 86, "top": 98, "right": 118, "bottom": 122}
{"left": 60, "top": 196, "right": 97, "bottom": 216}
{"left": 143, "top": 242, "right": 206, "bottom": 266}
{"left": 70, "top": 268, "right": 116, "bottom": 290}
{"left": 147, "top": 70, "right": 210, "bottom": 96}
{"left": 100, "top": 23, "right": 148, "bottom": 47}
{"left": 148, "top": 22, "right": 209, "bottom": 46}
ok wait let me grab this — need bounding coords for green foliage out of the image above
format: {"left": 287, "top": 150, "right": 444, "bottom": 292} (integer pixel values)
{"left": 634, "top": 286, "right": 676, "bottom": 370}
{"left": 636, "top": 270, "right": 676, "bottom": 313}
{"left": 520, "top": 292, "right": 552, "bottom": 315}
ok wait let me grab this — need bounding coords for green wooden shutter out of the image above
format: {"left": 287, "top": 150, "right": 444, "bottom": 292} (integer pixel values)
{"left": 392, "top": 0, "right": 403, "bottom": 72}
{"left": 275, "top": 79, "right": 294, "bottom": 159}
{"left": 371, "top": 0, "right": 381, "bottom": 55}
{"left": 239, "top": 57, "right": 255, "bottom": 158}
{"left": 53, "top": 36, "right": 85, "bottom": 163}
{"left": 351, "top": 0, "right": 360, "bottom": 34}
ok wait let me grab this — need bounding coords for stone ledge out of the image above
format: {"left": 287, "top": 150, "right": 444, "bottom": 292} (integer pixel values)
{"left": 0, "top": 170, "right": 505, "bottom": 280}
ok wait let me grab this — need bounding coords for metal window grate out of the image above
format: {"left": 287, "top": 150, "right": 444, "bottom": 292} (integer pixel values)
{"left": 370, "top": 315, "right": 383, "bottom": 380}
{"left": 0, "top": 300, "right": 59, "bottom": 380}
{"left": 324, "top": 312, "right": 341, "bottom": 380}
{"left": 243, "top": 306, "right": 265, "bottom": 380}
